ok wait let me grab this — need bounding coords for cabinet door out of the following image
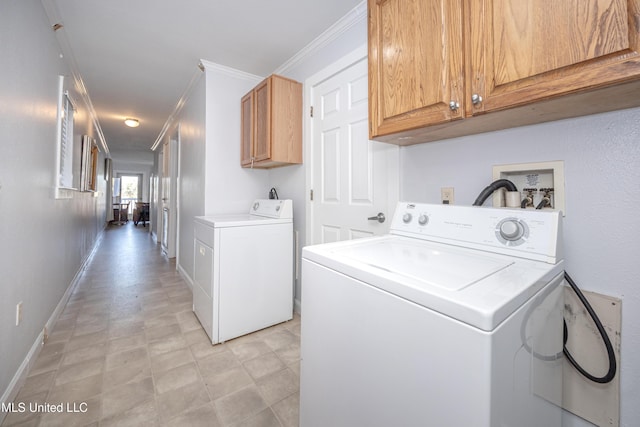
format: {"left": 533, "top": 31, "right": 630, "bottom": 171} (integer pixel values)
{"left": 468, "top": 0, "right": 640, "bottom": 115}
{"left": 253, "top": 78, "right": 271, "bottom": 162}
{"left": 368, "top": 0, "right": 464, "bottom": 138}
{"left": 241, "top": 91, "right": 254, "bottom": 166}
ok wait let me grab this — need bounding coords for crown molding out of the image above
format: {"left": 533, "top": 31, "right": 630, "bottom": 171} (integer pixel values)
{"left": 41, "top": 0, "right": 110, "bottom": 156}
{"left": 199, "top": 59, "right": 264, "bottom": 82}
{"left": 151, "top": 60, "right": 264, "bottom": 151}
{"left": 273, "top": 0, "right": 367, "bottom": 75}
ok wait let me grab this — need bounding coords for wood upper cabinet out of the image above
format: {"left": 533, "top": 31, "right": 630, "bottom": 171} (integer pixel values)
{"left": 241, "top": 74, "right": 302, "bottom": 168}
{"left": 369, "top": 0, "right": 640, "bottom": 144}
{"left": 241, "top": 90, "right": 254, "bottom": 167}
{"left": 368, "top": 0, "right": 464, "bottom": 137}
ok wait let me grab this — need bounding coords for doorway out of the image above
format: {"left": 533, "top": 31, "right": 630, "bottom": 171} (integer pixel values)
{"left": 117, "top": 173, "right": 143, "bottom": 217}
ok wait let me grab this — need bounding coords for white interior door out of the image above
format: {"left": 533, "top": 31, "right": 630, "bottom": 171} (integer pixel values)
{"left": 161, "top": 133, "right": 178, "bottom": 258}
{"left": 308, "top": 46, "right": 398, "bottom": 244}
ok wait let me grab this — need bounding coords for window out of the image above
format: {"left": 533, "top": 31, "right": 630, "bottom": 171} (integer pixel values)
{"left": 55, "top": 75, "right": 76, "bottom": 198}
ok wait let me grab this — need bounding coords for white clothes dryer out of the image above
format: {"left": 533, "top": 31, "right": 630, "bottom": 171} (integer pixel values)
{"left": 300, "top": 202, "right": 564, "bottom": 427}
{"left": 193, "top": 199, "right": 293, "bottom": 344}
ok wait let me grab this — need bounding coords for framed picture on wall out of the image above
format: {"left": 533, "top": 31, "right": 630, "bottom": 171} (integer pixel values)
{"left": 104, "top": 158, "right": 111, "bottom": 181}
{"left": 80, "top": 135, "right": 99, "bottom": 192}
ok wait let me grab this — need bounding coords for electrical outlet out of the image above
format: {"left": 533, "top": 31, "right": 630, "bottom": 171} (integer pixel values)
{"left": 16, "top": 302, "right": 23, "bottom": 326}
{"left": 441, "top": 187, "right": 454, "bottom": 205}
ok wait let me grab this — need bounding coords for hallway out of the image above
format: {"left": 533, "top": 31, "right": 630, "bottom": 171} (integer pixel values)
{"left": 2, "top": 224, "right": 300, "bottom": 427}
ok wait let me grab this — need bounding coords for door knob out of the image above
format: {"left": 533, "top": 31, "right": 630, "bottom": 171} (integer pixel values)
{"left": 367, "top": 212, "right": 386, "bottom": 223}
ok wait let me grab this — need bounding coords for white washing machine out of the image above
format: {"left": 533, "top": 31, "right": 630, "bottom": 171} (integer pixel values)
{"left": 300, "top": 202, "right": 565, "bottom": 427}
{"left": 193, "top": 199, "right": 293, "bottom": 344}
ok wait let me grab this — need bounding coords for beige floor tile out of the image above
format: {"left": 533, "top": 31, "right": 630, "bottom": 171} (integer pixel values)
{"left": 271, "top": 392, "right": 299, "bottom": 427}
{"left": 103, "top": 358, "right": 151, "bottom": 391}
{"left": 262, "top": 330, "right": 298, "bottom": 352}
{"left": 147, "top": 333, "right": 188, "bottom": 357}
{"left": 154, "top": 362, "right": 201, "bottom": 395}
{"left": 144, "top": 323, "right": 182, "bottom": 342}
{"left": 100, "top": 398, "right": 160, "bottom": 427}
{"left": 63, "top": 330, "right": 108, "bottom": 353}
{"left": 105, "top": 346, "right": 148, "bottom": 371}
{"left": 17, "top": 371, "right": 56, "bottom": 399}
{"left": 197, "top": 350, "right": 240, "bottom": 376}
{"left": 150, "top": 347, "right": 194, "bottom": 374}
{"left": 60, "top": 343, "right": 107, "bottom": 366}
{"left": 273, "top": 343, "right": 300, "bottom": 367}
{"left": 27, "top": 352, "right": 63, "bottom": 377}
{"left": 47, "top": 373, "right": 103, "bottom": 404}
{"left": 101, "top": 377, "right": 155, "bottom": 419}
{"left": 214, "top": 385, "right": 268, "bottom": 426}
{"left": 230, "top": 408, "right": 282, "bottom": 427}
{"left": 229, "top": 341, "right": 273, "bottom": 363}
{"left": 190, "top": 341, "right": 228, "bottom": 360}
{"left": 255, "top": 368, "right": 299, "bottom": 406}
{"left": 202, "top": 366, "right": 254, "bottom": 401}
{"left": 161, "top": 403, "right": 221, "bottom": 427}
{"left": 242, "top": 353, "right": 286, "bottom": 381}
{"left": 156, "top": 380, "right": 211, "bottom": 421}
{"left": 107, "top": 332, "right": 146, "bottom": 354}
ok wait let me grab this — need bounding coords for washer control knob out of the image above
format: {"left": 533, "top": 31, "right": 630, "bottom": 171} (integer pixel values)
{"left": 402, "top": 213, "right": 413, "bottom": 223}
{"left": 500, "top": 220, "right": 523, "bottom": 241}
{"left": 418, "top": 214, "right": 429, "bottom": 226}
{"left": 253, "top": 202, "right": 260, "bottom": 211}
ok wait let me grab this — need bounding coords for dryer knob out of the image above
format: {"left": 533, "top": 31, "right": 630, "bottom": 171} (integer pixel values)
{"left": 402, "top": 213, "right": 413, "bottom": 223}
{"left": 418, "top": 214, "right": 429, "bottom": 226}
{"left": 253, "top": 202, "right": 260, "bottom": 211}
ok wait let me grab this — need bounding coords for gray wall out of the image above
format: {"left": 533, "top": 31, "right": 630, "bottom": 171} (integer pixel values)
{"left": 400, "top": 107, "right": 640, "bottom": 427}
{"left": 176, "top": 64, "right": 268, "bottom": 282}
{"left": 0, "top": 0, "right": 107, "bottom": 403}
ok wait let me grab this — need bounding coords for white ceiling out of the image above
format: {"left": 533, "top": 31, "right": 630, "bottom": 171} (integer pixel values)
{"left": 42, "top": 0, "right": 364, "bottom": 156}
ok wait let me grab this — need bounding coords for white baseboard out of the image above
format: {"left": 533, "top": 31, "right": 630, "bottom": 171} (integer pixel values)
{"left": 177, "top": 263, "right": 193, "bottom": 291}
{"left": 0, "top": 229, "right": 105, "bottom": 423}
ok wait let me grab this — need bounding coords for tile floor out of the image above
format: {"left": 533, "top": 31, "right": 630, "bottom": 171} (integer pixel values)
{"left": 1, "top": 222, "right": 300, "bottom": 427}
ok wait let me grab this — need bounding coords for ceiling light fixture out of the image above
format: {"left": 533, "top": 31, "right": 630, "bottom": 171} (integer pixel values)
{"left": 124, "top": 118, "right": 139, "bottom": 128}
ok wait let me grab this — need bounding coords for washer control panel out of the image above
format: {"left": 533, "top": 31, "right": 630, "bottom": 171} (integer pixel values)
{"left": 389, "top": 202, "right": 562, "bottom": 263}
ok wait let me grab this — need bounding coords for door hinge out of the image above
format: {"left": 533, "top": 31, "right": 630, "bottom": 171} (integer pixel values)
{"left": 310, "top": 189, "right": 314, "bottom": 201}
{"left": 310, "top": 106, "right": 314, "bottom": 118}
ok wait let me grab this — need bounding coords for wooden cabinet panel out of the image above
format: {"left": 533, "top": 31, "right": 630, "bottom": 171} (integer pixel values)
{"left": 241, "top": 74, "right": 302, "bottom": 168}
{"left": 470, "top": 0, "right": 640, "bottom": 115}
{"left": 240, "top": 91, "right": 254, "bottom": 167}
{"left": 253, "top": 78, "right": 271, "bottom": 162}
{"left": 369, "top": 0, "right": 640, "bottom": 145}
{"left": 369, "top": 0, "right": 464, "bottom": 138}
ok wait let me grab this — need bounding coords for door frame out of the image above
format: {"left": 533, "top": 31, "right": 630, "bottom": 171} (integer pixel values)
{"left": 304, "top": 44, "right": 399, "bottom": 246}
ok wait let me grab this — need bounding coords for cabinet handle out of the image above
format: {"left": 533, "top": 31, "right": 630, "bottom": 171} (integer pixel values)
{"left": 449, "top": 101, "right": 460, "bottom": 111}
{"left": 471, "top": 94, "right": 483, "bottom": 105}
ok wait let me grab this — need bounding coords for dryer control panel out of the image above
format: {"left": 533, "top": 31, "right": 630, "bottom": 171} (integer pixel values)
{"left": 250, "top": 199, "right": 293, "bottom": 219}
{"left": 390, "top": 203, "right": 562, "bottom": 264}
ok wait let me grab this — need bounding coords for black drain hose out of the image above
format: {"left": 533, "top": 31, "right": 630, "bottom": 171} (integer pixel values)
{"left": 563, "top": 272, "right": 617, "bottom": 383}
{"left": 472, "top": 179, "right": 517, "bottom": 206}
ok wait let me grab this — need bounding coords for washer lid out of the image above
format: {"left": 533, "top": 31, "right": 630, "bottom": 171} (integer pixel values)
{"left": 336, "top": 239, "right": 512, "bottom": 291}
{"left": 303, "top": 235, "right": 563, "bottom": 331}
